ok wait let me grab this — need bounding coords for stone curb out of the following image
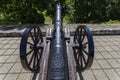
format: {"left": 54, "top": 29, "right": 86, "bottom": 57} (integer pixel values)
{"left": 0, "top": 30, "right": 120, "bottom": 37}
{"left": 0, "top": 24, "right": 120, "bottom": 37}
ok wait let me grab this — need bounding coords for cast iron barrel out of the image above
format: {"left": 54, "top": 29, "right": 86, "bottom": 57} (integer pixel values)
{"left": 47, "top": 4, "right": 69, "bottom": 80}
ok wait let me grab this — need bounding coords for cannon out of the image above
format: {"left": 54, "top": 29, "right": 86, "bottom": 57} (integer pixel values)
{"left": 20, "top": 2, "right": 94, "bottom": 80}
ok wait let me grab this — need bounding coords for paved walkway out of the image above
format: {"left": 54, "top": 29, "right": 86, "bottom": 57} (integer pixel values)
{"left": 0, "top": 36, "right": 120, "bottom": 80}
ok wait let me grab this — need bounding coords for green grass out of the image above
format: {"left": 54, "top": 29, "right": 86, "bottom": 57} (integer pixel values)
{"left": 44, "top": 16, "right": 52, "bottom": 24}
{"left": 105, "top": 20, "right": 120, "bottom": 24}
{"left": 44, "top": 16, "right": 69, "bottom": 24}
{"left": 63, "top": 16, "right": 69, "bottom": 23}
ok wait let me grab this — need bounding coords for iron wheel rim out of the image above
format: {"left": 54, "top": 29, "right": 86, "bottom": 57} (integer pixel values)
{"left": 73, "top": 25, "right": 94, "bottom": 71}
{"left": 20, "top": 25, "right": 43, "bottom": 72}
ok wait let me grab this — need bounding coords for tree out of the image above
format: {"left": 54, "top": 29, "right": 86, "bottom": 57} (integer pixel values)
{"left": 89, "top": 0, "right": 107, "bottom": 23}
{"left": 45, "top": 0, "right": 66, "bottom": 23}
{"left": 1, "top": 0, "right": 120, "bottom": 24}
{"left": 66, "top": 0, "right": 107, "bottom": 23}
{"left": 106, "top": 0, "right": 120, "bottom": 21}
{"left": 0, "top": 0, "right": 50, "bottom": 24}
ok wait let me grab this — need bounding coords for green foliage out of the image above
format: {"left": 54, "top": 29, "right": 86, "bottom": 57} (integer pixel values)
{"left": 66, "top": 0, "right": 120, "bottom": 23}
{"left": 66, "top": 0, "right": 107, "bottom": 23}
{"left": 45, "top": 0, "right": 66, "bottom": 23}
{"left": 0, "top": 0, "right": 120, "bottom": 24}
{"left": 65, "top": 0, "right": 75, "bottom": 23}
{"left": 106, "top": 20, "right": 120, "bottom": 24}
{"left": 0, "top": 0, "right": 47, "bottom": 24}
{"left": 106, "top": 0, "right": 120, "bottom": 21}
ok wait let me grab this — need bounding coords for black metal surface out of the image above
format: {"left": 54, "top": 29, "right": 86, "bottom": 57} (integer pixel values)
{"left": 73, "top": 25, "right": 94, "bottom": 71}
{"left": 20, "top": 25, "right": 43, "bottom": 72}
{"left": 47, "top": 34, "right": 67, "bottom": 80}
{"left": 47, "top": 4, "right": 69, "bottom": 80}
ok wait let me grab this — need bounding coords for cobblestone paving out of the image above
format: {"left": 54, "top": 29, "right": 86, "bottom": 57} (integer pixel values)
{"left": 0, "top": 36, "right": 120, "bottom": 80}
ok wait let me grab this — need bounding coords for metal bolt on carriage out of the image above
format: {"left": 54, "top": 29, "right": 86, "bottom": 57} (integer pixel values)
{"left": 20, "top": 1, "right": 94, "bottom": 80}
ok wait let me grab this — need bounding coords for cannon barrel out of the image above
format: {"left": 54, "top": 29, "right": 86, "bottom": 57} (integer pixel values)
{"left": 47, "top": 4, "right": 69, "bottom": 80}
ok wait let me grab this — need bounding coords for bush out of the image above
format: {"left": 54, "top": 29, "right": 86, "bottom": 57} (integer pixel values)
{"left": 106, "top": 20, "right": 120, "bottom": 24}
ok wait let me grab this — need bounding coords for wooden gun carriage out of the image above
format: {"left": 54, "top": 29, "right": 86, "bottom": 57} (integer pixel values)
{"left": 20, "top": 2, "right": 94, "bottom": 80}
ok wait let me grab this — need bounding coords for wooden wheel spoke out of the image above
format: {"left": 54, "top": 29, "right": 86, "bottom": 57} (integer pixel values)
{"left": 28, "top": 52, "right": 35, "bottom": 66}
{"left": 80, "top": 28, "right": 82, "bottom": 40}
{"left": 76, "top": 50, "right": 79, "bottom": 58}
{"left": 76, "top": 55, "right": 79, "bottom": 62}
{"left": 33, "top": 54, "right": 37, "bottom": 68}
{"left": 30, "top": 32, "right": 35, "bottom": 43}
{"left": 81, "top": 32, "right": 86, "bottom": 42}
{"left": 73, "top": 49, "right": 78, "bottom": 63}
{"left": 79, "top": 29, "right": 82, "bottom": 40}
{"left": 34, "top": 28, "right": 37, "bottom": 40}
{"left": 82, "top": 49, "right": 89, "bottom": 55}
{"left": 27, "top": 42, "right": 33, "bottom": 46}
{"left": 78, "top": 28, "right": 83, "bottom": 43}
{"left": 36, "top": 54, "right": 40, "bottom": 66}
{"left": 80, "top": 56, "right": 83, "bottom": 68}
{"left": 74, "top": 33, "right": 77, "bottom": 43}
{"left": 83, "top": 42, "right": 88, "bottom": 46}
{"left": 82, "top": 52, "right": 87, "bottom": 64}
{"left": 36, "top": 53, "right": 39, "bottom": 63}
{"left": 78, "top": 50, "right": 81, "bottom": 59}
{"left": 80, "top": 28, "right": 82, "bottom": 37}
{"left": 34, "top": 28, "right": 41, "bottom": 44}
{"left": 75, "top": 50, "right": 80, "bottom": 64}
{"left": 37, "top": 36, "right": 40, "bottom": 43}
{"left": 26, "top": 49, "right": 34, "bottom": 56}
{"left": 76, "top": 29, "right": 79, "bottom": 42}
{"left": 37, "top": 29, "right": 40, "bottom": 40}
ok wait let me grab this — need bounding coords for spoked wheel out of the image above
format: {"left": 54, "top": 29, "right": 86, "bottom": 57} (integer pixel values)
{"left": 73, "top": 25, "right": 94, "bottom": 71}
{"left": 20, "top": 25, "right": 43, "bottom": 72}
